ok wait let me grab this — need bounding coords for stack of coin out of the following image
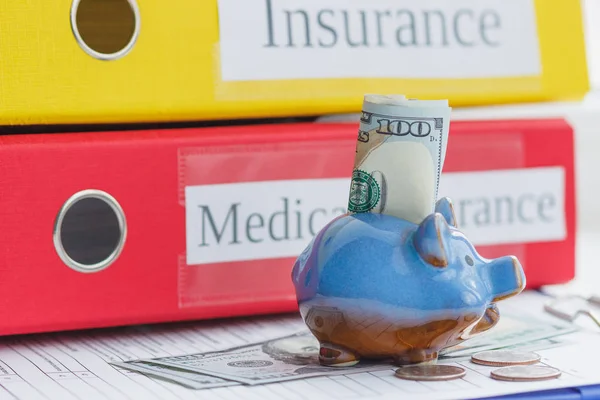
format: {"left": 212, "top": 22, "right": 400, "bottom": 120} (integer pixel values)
{"left": 490, "top": 365, "right": 562, "bottom": 382}
{"left": 471, "top": 350, "right": 561, "bottom": 382}
{"left": 471, "top": 350, "right": 541, "bottom": 367}
{"left": 393, "top": 350, "right": 562, "bottom": 383}
{"left": 394, "top": 365, "right": 466, "bottom": 381}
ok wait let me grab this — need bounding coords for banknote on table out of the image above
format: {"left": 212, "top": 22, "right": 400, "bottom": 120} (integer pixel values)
{"left": 348, "top": 94, "right": 451, "bottom": 224}
{"left": 439, "top": 312, "right": 577, "bottom": 361}
{"left": 136, "top": 332, "right": 392, "bottom": 386}
{"left": 113, "top": 360, "right": 239, "bottom": 390}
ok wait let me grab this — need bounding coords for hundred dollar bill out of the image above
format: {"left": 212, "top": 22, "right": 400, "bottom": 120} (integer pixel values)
{"left": 113, "top": 360, "right": 239, "bottom": 390}
{"left": 348, "top": 94, "right": 451, "bottom": 224}
{"left": 142, "top": 332, "right": 391, "bottom": 385}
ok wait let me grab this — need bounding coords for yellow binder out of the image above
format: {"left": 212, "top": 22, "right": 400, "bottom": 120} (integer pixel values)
{"left": 0, "top": 0, "right": 589, "bottom": 125}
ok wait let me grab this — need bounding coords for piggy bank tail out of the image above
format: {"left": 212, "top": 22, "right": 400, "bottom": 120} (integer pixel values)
{"left": 483, "top": 256, "right": 526, "bottom": 302}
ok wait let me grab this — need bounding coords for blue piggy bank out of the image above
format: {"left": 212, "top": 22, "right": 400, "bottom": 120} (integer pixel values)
{"left": 291, "top": 197, "right": 526, "bottom": 366}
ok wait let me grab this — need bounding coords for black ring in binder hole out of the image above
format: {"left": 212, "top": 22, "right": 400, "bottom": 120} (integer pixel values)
{"left": 54, "top": 190, "right": 127, "bottom": 273}
{"left": 59, "top": 197, "right": 122, "bottom": 267}
{"left": 71, "top": 0, "right": 140, "bottom": 60}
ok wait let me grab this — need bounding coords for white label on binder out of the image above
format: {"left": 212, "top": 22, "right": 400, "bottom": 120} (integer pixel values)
{"left": 216, "top": 0, "right": 541, "bottom": 81}
{"left": 437, "top": 167, "right": 566, "bottom": 246}
{"left": 185, "top": 167, "right": 566, "bottom": 265}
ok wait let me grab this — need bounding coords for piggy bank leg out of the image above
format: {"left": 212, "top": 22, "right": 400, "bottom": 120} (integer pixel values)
{"left": 393, "top": 349, "right": 438, "bottom": 365}
{"left": 470, "top": 304, "right": 500, "bottom": 335}
{"left": 318, "top": 342, "right": 360, "bottom": 367}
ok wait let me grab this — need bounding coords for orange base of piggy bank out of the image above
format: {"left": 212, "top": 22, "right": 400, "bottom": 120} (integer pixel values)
{"left": 300, "top": 300, "right": 500, "bottom": 366}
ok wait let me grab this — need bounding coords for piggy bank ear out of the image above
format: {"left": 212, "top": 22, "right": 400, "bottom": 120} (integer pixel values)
{"left": 435, "top": 197, "right": 457, "bottom": 228}
{"left": 413, "top": 213, "right": 451, "bottom": 268}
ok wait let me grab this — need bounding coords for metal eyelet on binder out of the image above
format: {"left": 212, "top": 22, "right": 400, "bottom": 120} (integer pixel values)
{"left": 53, "top": 189, "right": 127, "bottom": 273}
{"left": 70, "top": 0, "right": 141, "bottom": 61}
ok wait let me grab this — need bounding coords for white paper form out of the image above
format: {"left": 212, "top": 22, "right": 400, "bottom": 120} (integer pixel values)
{"left": 0, "top": 315, "right": 305, "bottom": 400}
{"left": 142, "top": 344, "right": 599, "bottom": 400}
{"left": 0, "top": 293, "right": 597, "bottom": 400}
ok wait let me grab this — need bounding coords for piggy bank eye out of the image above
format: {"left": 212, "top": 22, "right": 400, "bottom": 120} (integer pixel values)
{"left": 464, "top": 255, "right": 474, "bottom": 266}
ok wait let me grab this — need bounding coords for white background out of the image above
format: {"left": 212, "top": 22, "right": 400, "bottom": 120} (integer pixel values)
{"left": 583, "top": 0, "right": 600, "bottom": 89}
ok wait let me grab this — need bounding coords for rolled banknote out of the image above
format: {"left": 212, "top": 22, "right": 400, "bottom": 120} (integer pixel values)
{"left": 347, "top": 94, "right": 451, "bottom": 224}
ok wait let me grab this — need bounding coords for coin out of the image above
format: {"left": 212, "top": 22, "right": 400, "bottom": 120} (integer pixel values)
{"left": 471, "top": 350, "right": 541, "bottom": 367}
{"left": 490, "top": 365, "right": 561, "bottom": 382}
{"left": 395, "top": 365, "right": 466, "bottom": 381}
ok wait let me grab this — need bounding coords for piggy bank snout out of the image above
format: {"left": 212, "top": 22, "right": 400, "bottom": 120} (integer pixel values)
{"left": 482, "top": 255, "right": 526, "bottom": 302}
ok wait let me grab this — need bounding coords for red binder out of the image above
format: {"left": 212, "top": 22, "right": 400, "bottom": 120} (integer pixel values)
{"left": 0, "top": 119, "right": 575, "bottom": 336}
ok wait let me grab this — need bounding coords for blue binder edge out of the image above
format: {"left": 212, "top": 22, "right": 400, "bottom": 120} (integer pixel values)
{"left": 479, "top": 384, "right": 600, "bottom": 400}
